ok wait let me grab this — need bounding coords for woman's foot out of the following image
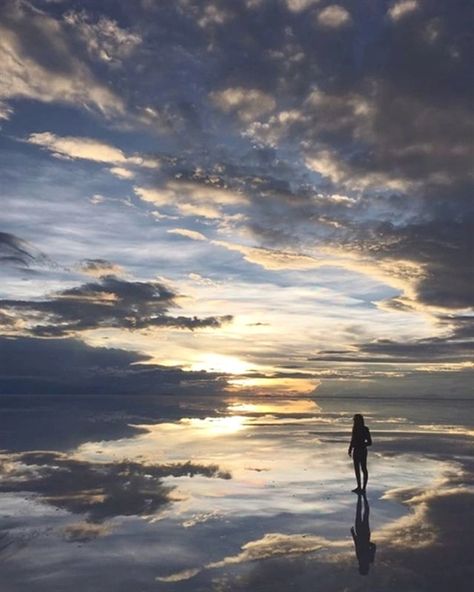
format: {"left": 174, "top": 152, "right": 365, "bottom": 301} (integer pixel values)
{"left": 352, "top": 487, "right": 362, "bottom": 493}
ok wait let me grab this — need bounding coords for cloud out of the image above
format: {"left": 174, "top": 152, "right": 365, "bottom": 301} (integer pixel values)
{"left": 285, "top": 0, "right": 321, "bottom": 12}
{"left": 63, "top": 522, "right": 110, "bottom": 543}
{"left": 311, "top": 313, "right": 474, "bottom": 365}
{"left": 0, "top": 451, "right": 231, "bottom": 523}
{"left": 213, "top": 241, "right": 322, "bottom": 270}
{"left": 388, "top": 0, "right": 419, "bottom": 22}
{"left": 134, "top": 181, "right": 247, "bottom": 219}
{"left": 210, "top": 87, "right": 276, "bottom": 122}
{"left": 108, "top": 166, "right": 135, "bottom": 179}
{"left": 317, "top": 5, "right": 352, "bottom": 28}
{"left": 0, "top": 100, "right": 13, "bottom": 121}
{"left": 208, "top": 457, "right": 474, "bottom": 592}
{"left": 207, "top": 532, "right": 344, "bottom": 568}
{"left": 0, "top": 275, "right": 233, "bottom": 337}
{"left": 0, "top": 0, "right": 123, "bottom": 117}
{"left": 1, "top": 0, "right": 472, "bottom": 396}
{"left": 78, "top": 259, "right": 124, "bottom": 277}
{"left": 157, "top": 532, "right": 346, "bottom": 582}
{"left": 167, "top": 228, "right": 207, "bottom": 241}
{"left": 196, "top": 3, "right": 233, "bottom": 29}
{"left": 26, "top": 132, "right": 160, "bottom": 176}
{"left": 63, "top": 10, "right": 141, "bottom": 65}
{"left": 0, "top": 231, "right": 52, "bottom": 269}
{"left": 28, "top": 132, "right": 127, "bottom": 164}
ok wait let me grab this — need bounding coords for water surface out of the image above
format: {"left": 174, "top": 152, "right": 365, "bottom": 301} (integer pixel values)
{"left": 1, "top": 395, "right": 473, "bottom": 591}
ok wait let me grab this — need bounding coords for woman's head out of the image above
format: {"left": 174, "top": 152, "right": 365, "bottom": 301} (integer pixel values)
{"left": 353, "top": 414, "right": 365, "bottom": 429}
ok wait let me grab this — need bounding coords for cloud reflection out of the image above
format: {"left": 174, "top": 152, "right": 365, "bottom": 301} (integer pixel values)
{"left": 0, "top": 451, "right": 231, "bottom": 524}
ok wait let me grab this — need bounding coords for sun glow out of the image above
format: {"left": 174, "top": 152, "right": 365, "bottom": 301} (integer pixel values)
{"left": 229, "top": 376, "right": 319, "bottom": 394}
{"left": 190, "top": 354, "right": 253, "bottom": 375}
{"left": 182, "top": 416, "right": 247, "bottom": 435}
{"left": 227, "top": 399, "right": 320, "bottom": 415}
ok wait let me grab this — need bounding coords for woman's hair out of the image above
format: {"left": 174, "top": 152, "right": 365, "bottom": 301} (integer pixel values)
{"left": 352, "top": 413, "right": 365, "bottom": 437}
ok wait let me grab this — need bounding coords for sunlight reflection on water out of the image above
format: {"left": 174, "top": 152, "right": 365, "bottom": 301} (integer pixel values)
{"left": 0, "top": 396, "right": 473, "bottom": 591}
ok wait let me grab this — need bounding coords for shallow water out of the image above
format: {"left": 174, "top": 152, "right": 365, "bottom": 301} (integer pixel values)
{"left": 0, "top": 395, "right": 473, "bottom": 591}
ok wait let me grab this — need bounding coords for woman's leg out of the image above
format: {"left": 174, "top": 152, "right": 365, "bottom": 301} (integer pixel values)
{"left": 360, "top": 449, "right": 368, "bottom": 490}
{"left": 353, "top": 455, "right": 361, "bottom": 490}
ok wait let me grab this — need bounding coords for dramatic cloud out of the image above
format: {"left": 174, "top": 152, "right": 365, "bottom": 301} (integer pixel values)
{"left": 0, "top": 0, "right": 472, "bottom": 395}
{"left": 0, "top": 0, "right": 123, "bottom": 117}
{"left": 0, "top": 275, "right": 232, "bottom": 337}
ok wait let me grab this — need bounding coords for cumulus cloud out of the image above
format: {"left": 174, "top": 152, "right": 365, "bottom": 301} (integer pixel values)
{"left": 211, "top": 87, "right": 276, "bottom": 122}
{"left": 285, "top": 0, "right": 321, "bottom": 12}
{"left": 317, "top": 5, "right": 352, "bottom": 28}
{"left": 388, "top": 0, "right": 419, "bottom": 22}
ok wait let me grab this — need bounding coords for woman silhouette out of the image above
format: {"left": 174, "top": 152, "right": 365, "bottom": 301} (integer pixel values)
{"left": 348, "top": 414, "right": 372, "bottom": 493}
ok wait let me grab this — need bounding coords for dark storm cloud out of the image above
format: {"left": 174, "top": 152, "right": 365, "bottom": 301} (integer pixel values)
{"left": 0, "top": 275, "right": 232, "bottom": 337}
{"left": 0, "top": 451, "right": 230, "bottom": 523}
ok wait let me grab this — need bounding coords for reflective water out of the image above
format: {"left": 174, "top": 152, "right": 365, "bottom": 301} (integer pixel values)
{"left": 0, "top": 395, "right": 473, "bottom": 591}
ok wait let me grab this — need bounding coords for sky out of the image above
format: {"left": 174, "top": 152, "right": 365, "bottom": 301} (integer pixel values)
{"left": 0, "top": 0, "right": 473, "bottom": 398}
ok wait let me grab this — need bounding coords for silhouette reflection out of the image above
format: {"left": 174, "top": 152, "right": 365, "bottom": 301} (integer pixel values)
{"left": 351, "top": 493, "right": 376, "bottom": 575}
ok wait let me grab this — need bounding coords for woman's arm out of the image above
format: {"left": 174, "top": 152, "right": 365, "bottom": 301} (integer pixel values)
{"left": 365, "top": 428, "right": 372, "bottom": 446}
